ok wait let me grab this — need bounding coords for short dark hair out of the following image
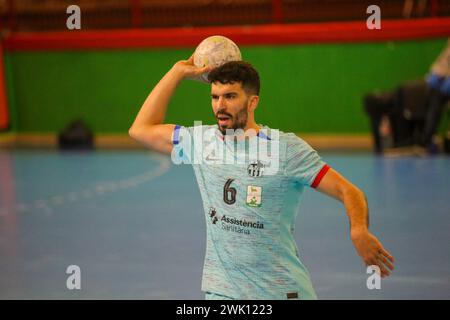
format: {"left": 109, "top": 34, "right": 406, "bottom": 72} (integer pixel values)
{"left": 207, "top": 61, "right": 260, "bottom": 95}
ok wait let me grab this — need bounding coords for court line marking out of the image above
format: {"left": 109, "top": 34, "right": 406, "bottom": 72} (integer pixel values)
{"left": 0, "top": 154, "right": 171, "bottom": 216}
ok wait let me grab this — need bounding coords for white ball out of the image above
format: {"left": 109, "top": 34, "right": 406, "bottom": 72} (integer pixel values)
{"left": 193, "top": 35, "right": 242, "bottom": 82}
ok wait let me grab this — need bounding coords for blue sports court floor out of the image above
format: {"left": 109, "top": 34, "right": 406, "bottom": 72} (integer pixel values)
{"left": 0, "top": 150, "right": 448, "bottom": 299}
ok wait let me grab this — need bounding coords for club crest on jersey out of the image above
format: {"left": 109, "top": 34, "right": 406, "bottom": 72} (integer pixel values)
{"left": 247, "top": 161, "right": 265, "bottom": 177}
{"left": 246, "top": 186, "right": 262, "bottom": 207}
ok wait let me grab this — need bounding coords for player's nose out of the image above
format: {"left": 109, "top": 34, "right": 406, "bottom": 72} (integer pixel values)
{"left": 217, "top": 96, "right": 226, "bottom": 108}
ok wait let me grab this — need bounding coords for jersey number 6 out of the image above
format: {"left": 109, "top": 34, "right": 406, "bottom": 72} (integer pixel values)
{"left": 223, "top": 179, "right": 236, "bottom": 205}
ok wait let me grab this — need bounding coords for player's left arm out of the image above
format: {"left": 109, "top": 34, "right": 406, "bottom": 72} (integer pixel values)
{"left": 314, "top": 168, "right": 395, "bottom": 278}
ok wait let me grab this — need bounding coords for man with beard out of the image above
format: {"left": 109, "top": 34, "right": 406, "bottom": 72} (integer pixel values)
{"left": 129, "top": 55, "right": 395, "bottom": 300}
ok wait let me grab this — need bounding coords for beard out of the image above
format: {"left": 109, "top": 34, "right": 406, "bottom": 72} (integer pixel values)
{"left": 215, "top": 100, "right": 249, "bottom": 135}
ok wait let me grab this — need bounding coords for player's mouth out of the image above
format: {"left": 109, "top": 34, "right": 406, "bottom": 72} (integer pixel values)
{"left": 217, "top": 114, "right": 232, "bottom": 126}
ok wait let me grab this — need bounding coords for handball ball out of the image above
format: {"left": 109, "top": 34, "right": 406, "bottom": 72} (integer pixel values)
{"left": 193, "top": 35, "right": 242, "bottom": 82}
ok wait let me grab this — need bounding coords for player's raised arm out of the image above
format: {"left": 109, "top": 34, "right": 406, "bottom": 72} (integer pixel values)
{"left": 314, "top": 168, "right": 395, "bottom": 278}
{"left": 128, "top": 55, "right": 210, "bottom": 154}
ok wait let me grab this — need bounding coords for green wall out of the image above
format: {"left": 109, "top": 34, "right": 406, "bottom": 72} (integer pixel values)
{"left": 4, "top": 38, "right": 447, "bottom": 134}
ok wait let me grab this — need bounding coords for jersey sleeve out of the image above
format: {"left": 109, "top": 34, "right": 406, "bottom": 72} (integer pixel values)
{"left": 171, "top": 125, "right": 194, "bottom": 164}
{"left": 284, "top": 134, "right": 330, "bottom": 188}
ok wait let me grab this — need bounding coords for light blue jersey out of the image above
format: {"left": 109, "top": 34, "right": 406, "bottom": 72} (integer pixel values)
{"left": 172, "top": 124, "right": 330, "bottom": 300}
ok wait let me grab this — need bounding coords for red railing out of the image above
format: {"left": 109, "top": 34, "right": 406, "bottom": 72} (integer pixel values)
{"left": 3, "top": 18, "right": 450, "bottom": 51}
{"left": 0, "top": 0, "right": 448, "bottom": 32}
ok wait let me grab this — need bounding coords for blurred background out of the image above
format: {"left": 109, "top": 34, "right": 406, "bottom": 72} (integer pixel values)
{"left": 0, "top": 0, "right": 449, "bottom": 151}
{"left": 0, "top": 0, "right": 449, "bottom": 300}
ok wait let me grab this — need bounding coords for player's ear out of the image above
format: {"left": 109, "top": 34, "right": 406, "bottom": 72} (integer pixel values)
{"left": 248, "top": 95, "right": 259, "bottom": 112}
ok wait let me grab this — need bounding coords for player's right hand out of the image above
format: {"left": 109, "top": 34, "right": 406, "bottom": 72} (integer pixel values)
{"left": 173, "top": 54, "right": 212, "bottom": 82}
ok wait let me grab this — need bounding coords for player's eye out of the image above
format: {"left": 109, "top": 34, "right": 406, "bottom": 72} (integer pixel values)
{"left": 211, "top": 95, "right": 219, "bottom": 100}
